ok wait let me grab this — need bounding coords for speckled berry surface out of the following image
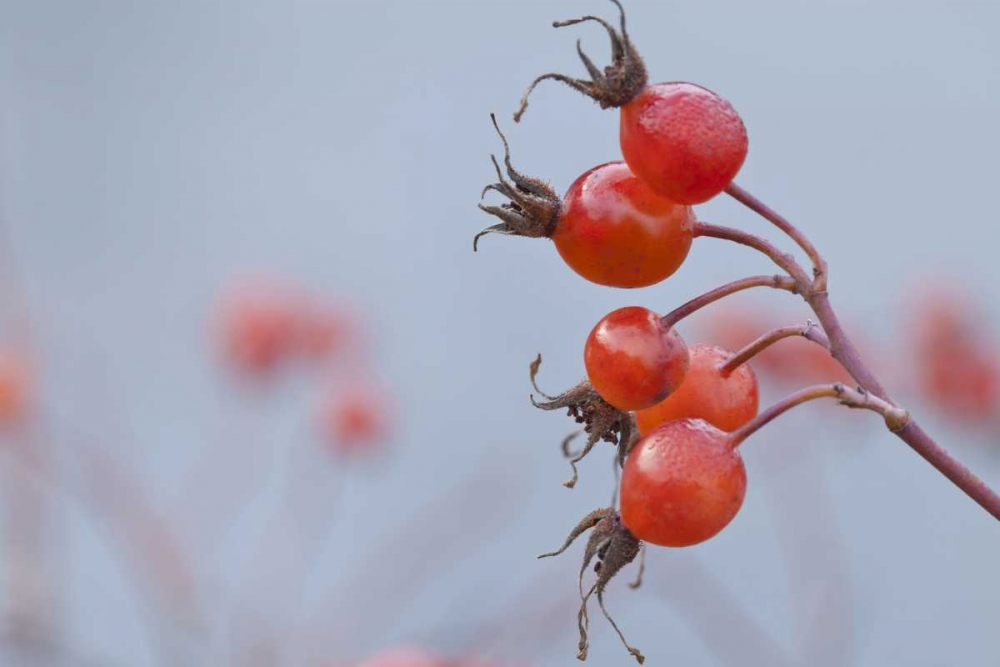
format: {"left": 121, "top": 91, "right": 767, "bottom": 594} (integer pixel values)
{"left": 621, "top": 418, "right": 747, "bottom": 547}
{"left": 620, "top": 82, "right": 748, "bottom": 204}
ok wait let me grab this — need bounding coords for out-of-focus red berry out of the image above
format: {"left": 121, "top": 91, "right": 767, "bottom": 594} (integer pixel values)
{"left": 762, "top": 335, "right": 851, "bottom": 384}
{"left": 620, "top": 83, "right": 748, "bottom": 204}
{"left": 553, "top": 161, "right": 695, "bottom": 288}
{"left": 584, "top": 306, "right": 689, "bottom": 411}
{"left": 357, "top": 647, "right": 444, "bottom": 667}
{"left": 911, "top": 285, "right": 1000, "bottom": 421}
{"left": 636, "top": 344, "right": 758, "bottom": 434}
{"left": 620, "top": 418, "right": 745, "bottom": 547}
{"left": 216, "top": 281, "right": 299, "bottom": 376}
{"left": 318, "top": 384, "right": 390, "bottom": 456}
{"left": 295, "top": 300, "right": 351, "bottom": 360}
{"left": 0, "top": 349, "right": 30, "bottom": 426}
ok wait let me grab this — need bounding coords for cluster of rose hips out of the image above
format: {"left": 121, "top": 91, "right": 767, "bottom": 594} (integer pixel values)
{"left": 474, "top": 2, "right": 922, "bottom": 663}
{"left": 215, "top": 276, "right": 390, "bottom": 455}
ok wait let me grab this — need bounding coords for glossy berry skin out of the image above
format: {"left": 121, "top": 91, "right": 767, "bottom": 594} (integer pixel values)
{"left": 620, "top": 82, "right": 748, "bottom": 205}
{"left": 584, "top": 306, "right": 689, "bottom": 411}
{"left": 621, "top": 418, "right": 746, "bottom": 547}
{"left": 636, "top": 344, "right": 758, "bottom": 434}
{"left": 553, "top": 161, "right": 695, "bottom": 288}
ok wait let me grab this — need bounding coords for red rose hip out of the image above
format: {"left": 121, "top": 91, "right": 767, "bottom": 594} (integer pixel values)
{"left": 636, "top": 343, "right": 759, "bottom": 434}
{"left": 620, "top": 418, "right": 746, "bottom": 547}
{"left": 477, "top": 117, "right": 695, "bottom": 289}
{"left": 584, "top": 306, "right": 689, "bottom": 411}
{"left": 554, "top": 161, "right": 695, "bottom": 287}
{"left": 513, "top": 3, "right": 748, "bottom": 204}
{"left": 620, "top": 83, "right": 748, "bottom": 205}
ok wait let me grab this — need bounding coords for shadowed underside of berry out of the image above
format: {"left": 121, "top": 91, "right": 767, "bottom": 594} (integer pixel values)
{"left": 539, "top": 507, "right": 645, "bottom": 664}
{"left": 514, "top": 0, "right": 648, "bottom": 121}
{"left": 530, "top": 355, "right": 637, "bottom": 488}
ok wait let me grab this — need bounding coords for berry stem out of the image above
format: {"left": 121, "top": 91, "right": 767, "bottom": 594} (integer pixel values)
{"left": 694, "top": 222, "right": 812, "bottom": 286}
{"left": 659, "top": 274, "right": 798, "bottom": 330}
{"left": 725, "top": 182, "right": 828, "bottom": 292}
{"left": 718, "top": 321, "right": 830, "bottom": 376}
{"left": 717, "top": 185, "right": 1000, "bottom": 520}
{"left": 730, "top": 383, "right": 908, "bottom": 448}
{"left": 808, "top": 291, "right": 1000, "bottom": 520}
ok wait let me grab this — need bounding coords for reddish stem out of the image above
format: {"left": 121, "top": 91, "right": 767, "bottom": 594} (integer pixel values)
{"left": 731, "top": 383, "right": 907, "bottom": 448}
{"left": 719, "top": 322, "right": 829, "bottom": 376}
{"left": 723, "top": 185, "right": 1000, "bottom": 521}
{"left": 694, "top": 221, "right": 812, "bottom": 286}
{"left": 808, "top": 292, "right": 1000, "bottom": 520}
{"left": 725, "top": 182, "right": 828, "bottom": 291}
{"left": 660, "top": 274, "right": 798, "bottom": 330}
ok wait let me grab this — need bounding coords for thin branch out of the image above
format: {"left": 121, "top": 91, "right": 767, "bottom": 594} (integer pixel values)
{"left": 719, "top": 321, "right": 830, "bottom": 376}
{"left": 660, "top": 274, "right": 798, "bottom": 330}
{"left": 694, "top": 221, "right": 813, "bottom": 287}
{"left": 731, "top": 383, "right": 909, "bottom": 447}
{"left": 725, "top": 182, "right": 828, "bottom": 291}
{"left": 721, "top": 184, "right": 1000, "bottom": 520}
{"left": 809, "top": 292, "right": 1000, "bottom": 520}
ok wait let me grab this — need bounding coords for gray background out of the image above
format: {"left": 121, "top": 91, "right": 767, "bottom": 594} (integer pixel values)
{"left": 2, "top": 1, "right": 1000, "bottom": 665}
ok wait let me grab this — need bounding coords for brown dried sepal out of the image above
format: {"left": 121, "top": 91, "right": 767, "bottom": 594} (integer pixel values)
{"left": 539, "top": 508, "right": 645, "bottom": 664}
{"left": 530, "top": 354, "right": 638, "bottom": 488}
{"left": 514, "top": 0, "right": 648, "bottom": 122}
{"left": 475, "top": 114, "right": 560, "bottom": 251}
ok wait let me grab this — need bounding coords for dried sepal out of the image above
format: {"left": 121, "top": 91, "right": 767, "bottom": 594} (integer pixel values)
{"left": 539, "top": 508, "right": 645, "bottom": 664}
{"left": 627, "top": 543, "right": 646, "bottom": 590}
{"left": 529, "top": 355, "right": 636, "bottom": 488}
{"left": 538, "top": 507, "right": 615, "bottom": 561}
{"left": 561, "top": 430, "right": 583, "bottom": 459}
{"left": 514, "top": 0, "right": 648, "bottom": 122}
{"left": 475, "top": 115, "right": 560, "bottom": 251}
